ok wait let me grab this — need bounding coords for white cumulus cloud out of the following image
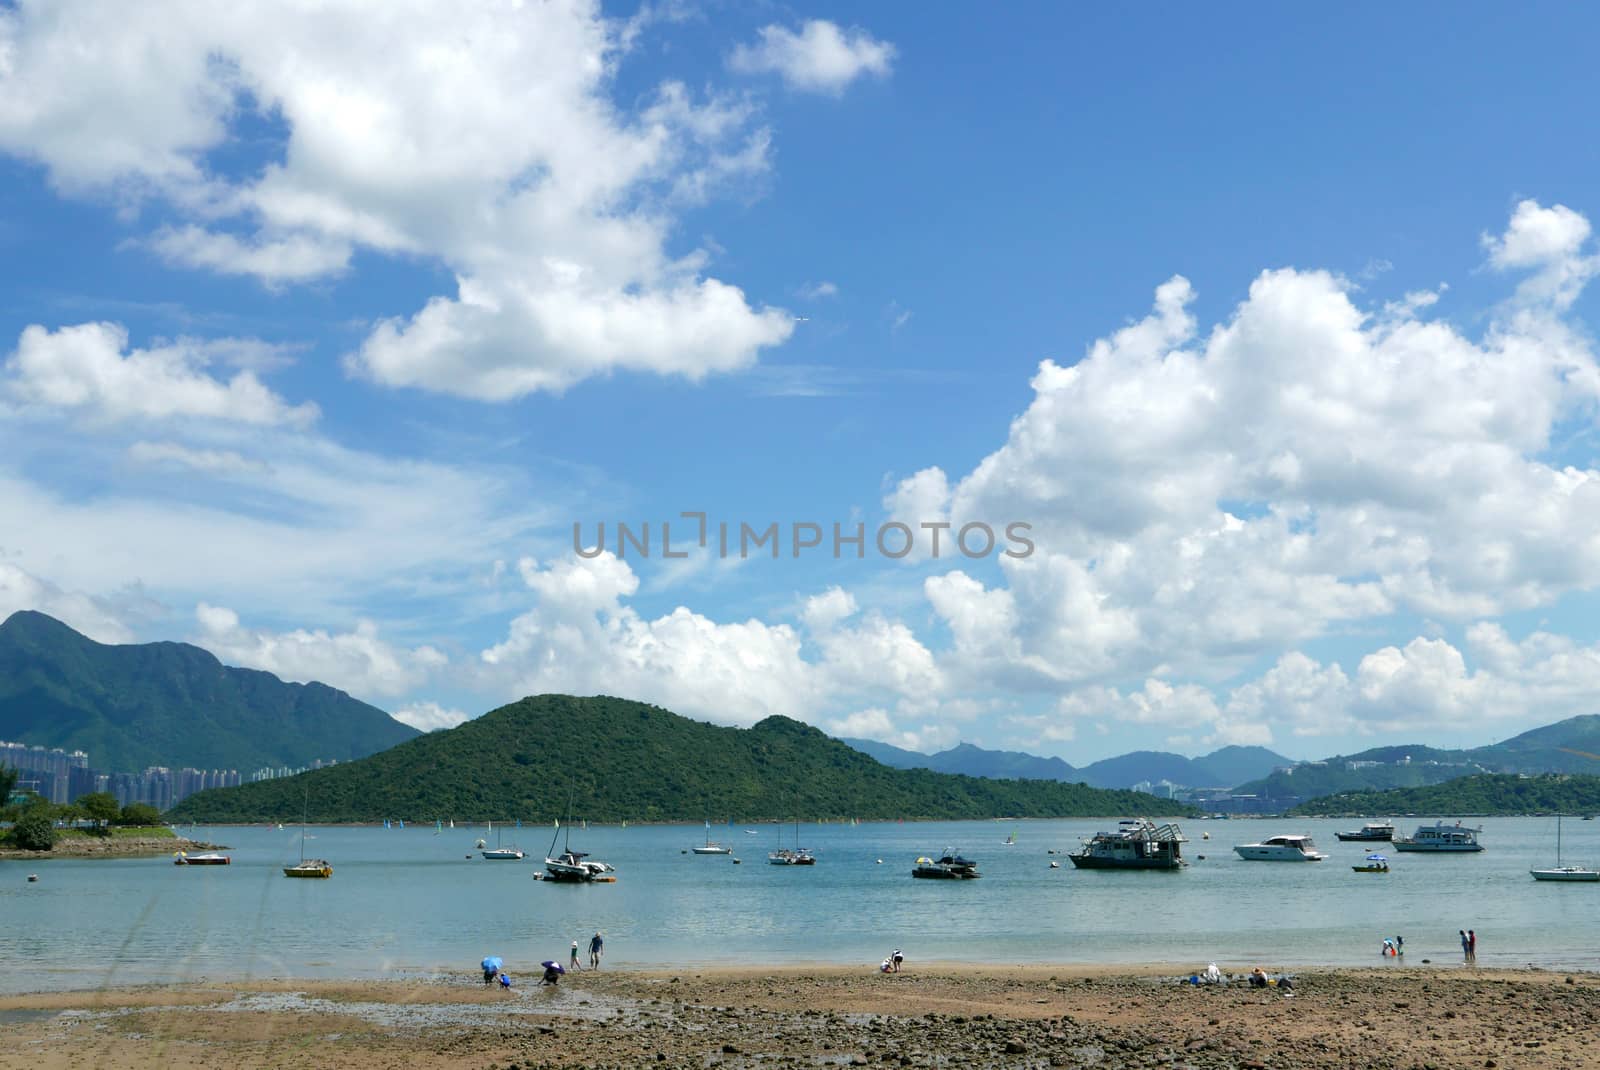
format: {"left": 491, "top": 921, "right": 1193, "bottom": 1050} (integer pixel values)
{"left": 729, "top": 20, "right": 895, "bottom": 95}
{"left": 0, "top": 1, "right": 795, "bottom": 399}
{"left": 194, "top": 602, "right": 446, "bottom": 701}
{"left": 6, "top": 323, "right": 318, "bottom": 427}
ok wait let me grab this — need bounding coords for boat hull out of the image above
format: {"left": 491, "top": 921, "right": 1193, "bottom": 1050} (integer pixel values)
{"left": 1392, "top": 842, "right": 1483, "bottom": 852}
{"left": 283, "top": 863, "right": 332, "bottom": 878}
{"left": 481, "top": 849, "right": 525, "bottom": 860}
{"left": 1351, "top": 865, "right": 1389, "bottom": 872}
{"left": 1068, "top": 854, "right": 1183, "bottom": 870}
{"left": 1530, "top": 867, "right": 1600, "bottom": 881}
{"left": 691, "top": 845, "right": 733, "bottom": 855}
{"left": 912, "top": 866, "right": 979, "bottom": 879}
{"left": 1234, "top": 846, "right": 1325, "bottom": 861}
{"left": 1334, "top": 831, "right": 1394, "bottom": 842}
{"left": 175, "top": 854, "right": 231, "bottom": 865}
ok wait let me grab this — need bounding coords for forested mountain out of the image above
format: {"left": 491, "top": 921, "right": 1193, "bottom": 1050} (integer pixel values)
{"left": 170, "top": 694, "right": 1196, "bottom": 822}
{"left": 0, "top": 611, "right": 418, "bottom": 770}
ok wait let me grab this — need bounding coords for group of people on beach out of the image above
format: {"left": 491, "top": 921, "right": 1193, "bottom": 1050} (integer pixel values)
{"left": 481, "top": 931, "right": 604, "bottom": 989}
{"left": 878, "top": 949, "right": 904, "bottom": 974}
{"left": 1459, "top": 929, "right": 1477, "bottom": 963}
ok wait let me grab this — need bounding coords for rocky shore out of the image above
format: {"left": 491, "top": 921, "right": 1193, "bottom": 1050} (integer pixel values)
{"left": 1, "top": 965, "right": 1594, "bottom": 1069}
{"left": 0, "top": 834, "right": 218, "bottom": 860}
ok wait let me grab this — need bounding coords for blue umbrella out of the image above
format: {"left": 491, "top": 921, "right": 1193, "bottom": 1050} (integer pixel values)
{"left": 540, "top": 960, "right": 565, "bottom": 973}
{"left": 482, "top": 956, "right": 503, "bottom": 971}
{"left": 1366, "top": 854, "right": 1388, "bottom": 862}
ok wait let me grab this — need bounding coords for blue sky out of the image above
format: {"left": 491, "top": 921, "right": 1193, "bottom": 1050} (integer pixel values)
{"left": 4, "top": 2, "right": 1600, "bottom": 764}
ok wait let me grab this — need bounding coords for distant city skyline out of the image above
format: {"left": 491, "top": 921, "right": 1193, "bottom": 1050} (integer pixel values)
{"left": 0, "top": 737, "right": 338, "bottom": 809}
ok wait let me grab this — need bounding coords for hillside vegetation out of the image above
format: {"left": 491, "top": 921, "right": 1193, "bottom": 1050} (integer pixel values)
{"left": 168, "top": 694, "right": 1194, "bottom": 823}
{"left": 0, "top": 611, "right": 418, "bottom": 770}
{"left": 1289, "top": 773, "right": 1600, "bottom": 816}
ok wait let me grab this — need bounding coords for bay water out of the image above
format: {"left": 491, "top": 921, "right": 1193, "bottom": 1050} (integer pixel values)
{"left": 4, "top": 816, "right": 1599, "bottom": 993}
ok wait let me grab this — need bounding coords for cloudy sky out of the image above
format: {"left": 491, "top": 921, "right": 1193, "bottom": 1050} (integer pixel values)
{"left": 4, "top": 2, "right": 1600, "bottom": 762}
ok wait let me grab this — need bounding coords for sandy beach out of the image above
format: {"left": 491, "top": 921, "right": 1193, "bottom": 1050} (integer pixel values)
{"left": 1, "top": 964, "right": 1593, "bottom": 1069}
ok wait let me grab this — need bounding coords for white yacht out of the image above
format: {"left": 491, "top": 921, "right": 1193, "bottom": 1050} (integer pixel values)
{"left": 1392, "top": 822, "right": 1484, "bottom": 852}
{"left": 1233, "top": 834, "right": 1325, "bottom": 861}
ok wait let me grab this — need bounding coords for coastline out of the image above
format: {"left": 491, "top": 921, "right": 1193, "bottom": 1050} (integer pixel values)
{"left": 0, "top": 834, "right": 215, "bottom": 860}
{"left": 1, "top": 965, "right": 1594, "bottom": 1068}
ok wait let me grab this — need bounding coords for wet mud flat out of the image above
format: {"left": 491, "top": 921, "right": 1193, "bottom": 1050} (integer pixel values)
{"left": 0, "top": 965, "right": 1595, "bottom": 1069}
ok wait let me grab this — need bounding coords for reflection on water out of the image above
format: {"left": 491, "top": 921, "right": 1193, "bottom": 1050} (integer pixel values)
{"left": 3, "top": 816, "right": 1599, "bottom": 992}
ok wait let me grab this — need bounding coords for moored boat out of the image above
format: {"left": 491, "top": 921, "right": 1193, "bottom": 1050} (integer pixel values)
{"left": 768, "top": 814, "right": 815, "bottom": 865}
{"left": 1069, "top": 818, "right": 1186, "bottom": 870}
{"left": 692, "top": 820, "right": 733, "bottom": 855}
{"left": 767, "top": 847, "right": 816, "bottom": 866}
{"left": 1530, "top": 816, "right": 1598, "bottom": 881}
{"left": 1335, "top": 822, "right": 1395, "bottom": 842}
{"left": 912, "top": 850, "right": 980, "bottom": 879}
{"left": 481, "top": 823, "right": 525, "bottom": 860}
{"left": 543, "top": 848, "right": 616, "bottom": 881}
{"left": 542, "top": 799, "right": 615, "bottom": 881}
{"left": 1352, "top": 853, "right": 1390, "bottom": 872}
{"left": 1392, "top": 822, "right": 1484, "bottom": 852}
{"left": 283, "top": 859, "right": 333, "bottom": 878}
{"left": 283, "top": 789, "right": 331, "bottom": 878}
{"left": 1234, "top": 834, "right": 1325, "bottom": 861}
{"left": 174, "top": 851, "right": 231, "bottom": 865}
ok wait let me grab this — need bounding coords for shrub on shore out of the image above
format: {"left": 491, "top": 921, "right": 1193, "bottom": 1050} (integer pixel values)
{"left": 10, "top": 811, "right": 57, "bottom": 851}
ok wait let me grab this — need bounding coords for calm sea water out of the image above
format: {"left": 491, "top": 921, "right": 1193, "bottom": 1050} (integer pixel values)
{"left": 3, "top": 816, "right": 1600, "bottom": 993}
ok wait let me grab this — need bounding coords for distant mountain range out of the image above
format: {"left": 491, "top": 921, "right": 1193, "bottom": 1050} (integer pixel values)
{"left": 1231, "top": 716, "right": 1600, "bottom": 802}
{"left": 1290, "top": 773, "right": 1600, "bottom": 817}
{"left": 841, "top": 737, "right": 1290, "bottom": 791}
{"left": 0, "top": 611, "right": 419, "bottom": 771}
{"left": 168, "top": 694, "right": 1195, "bottom": 823}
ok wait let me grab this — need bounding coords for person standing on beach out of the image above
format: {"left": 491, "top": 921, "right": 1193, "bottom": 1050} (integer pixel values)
{"left": 891, "top": 949, "right": 904, "bottom": 973}
{"left": 1468, "top": 930, "right": 1476, "bottom": 963}
{"left": 1460, "top": 930, "right": 1470, "bottom": 963}
{"left": 589, "top": 931, "right": 604, "bottom": 969}
{"left": 570, "top": 940, "right": 582, "bottom": 971}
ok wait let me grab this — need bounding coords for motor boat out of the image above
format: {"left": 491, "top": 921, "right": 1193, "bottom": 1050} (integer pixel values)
{"left": 912, "top": 850, "right": 980, "bottom": 879}
{"left": 1393, "top": 822, "right": 1484, "bottom": 852}
{"left": 1233, "top": 834, "right": 1325, "bottom": 861}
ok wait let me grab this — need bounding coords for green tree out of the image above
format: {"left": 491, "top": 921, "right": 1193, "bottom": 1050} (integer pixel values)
{"left": 0, "top": 764, "right": 17, "bottom": 802}
{"left": 12, "top": 810, "right": 56, "bottom": 851}
{"left": 77, "top": 791, "right": 120, "bottom": 833}
{"left": 117, "top": 802, "right": 163, "bottom": 826}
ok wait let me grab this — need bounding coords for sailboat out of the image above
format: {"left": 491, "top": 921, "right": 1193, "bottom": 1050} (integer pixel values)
{"left": 482, "top": 820, "right": 526, "bottom": 860}
{"left": 1002, "top": 828, "right": 1017, "bottom": 846}
{"left": 768, "top": 814, "right": 816, "bottom": 866}
{"left": 692, "top": 820, "right": 733, "bottom": 855}
{"left": 283, "top": 787, "right": 332, "bottom": 878}
{"left": 542, "top": 795, "right": 616, "bottom": 882}
{"left": 1530, "top": 815, "right": 1600, "bottom": 881}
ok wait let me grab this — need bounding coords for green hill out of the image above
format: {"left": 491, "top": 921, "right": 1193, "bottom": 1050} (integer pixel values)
{"left": 1289, "top": 773, "right": 1600, "bottom": 816}
{"left": 1232, "top": 717, "right": 1600, "bottom": 804}
{"left": 0, "top": 610, "right": 419, "bottom": 770}
{"left": 168, "top": 694, "right": 1195, "bottom": 823}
